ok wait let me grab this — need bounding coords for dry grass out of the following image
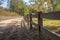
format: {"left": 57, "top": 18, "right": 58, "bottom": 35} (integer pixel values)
{"left": 0, "top": 10, "right": 20, "bottom": 17}
{"left": 32, "top": 18, "right": 60, "bottom": 30}
{"left": 43, "top": 18, "right": 60, "bottom": 26}
{"left": 0, "top": 9, "right": 21, "bottom": 21}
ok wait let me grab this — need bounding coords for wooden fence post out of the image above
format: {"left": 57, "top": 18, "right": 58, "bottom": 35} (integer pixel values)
{"left": 30, "top": 13, "right": 32, "bottom": 29}
{"left": 38, "top": 12, "right": 43, "bottom": 40}
{"left": 27, "top": 14, "right": 29, "bottom": 27}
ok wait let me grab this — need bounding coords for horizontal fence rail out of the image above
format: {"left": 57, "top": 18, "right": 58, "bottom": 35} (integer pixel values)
{"left": 31, "top": 14, "right": 38, "bottom": 18}
{"left": 26, "top": 11, "right": 60, "bottom": 40}
{"left": 41, "top": 11, "right": 60, "bottom": 20}
{"left": 31, "top": 11, "right": 60, "bottom": 20}
{"left": 42, "top": 27, "right": 60, "bottom": 40}
{"left": 31, "top": 22, "right": 38, "bottom": 26}
{"left": 30, "top": 22, "right": 60, "bottom": 40}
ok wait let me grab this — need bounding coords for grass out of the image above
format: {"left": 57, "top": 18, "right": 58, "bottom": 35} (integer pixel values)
{"left": 32, "top": 18, "right": 60, "bottom": 30}
{"left": 0, "top": 9, "right": 21, "bottom": 21}
{"left": 32, "top": 18, "right": 38, "bottom": 23}
{"left": 45, "top": 26, "right": 60, "bottom": 30}
{"left": 0, "top": 11, "right": 20, "bottom": 17}
{"left": 0, "top": 8, "right": 21, "bottom": 17}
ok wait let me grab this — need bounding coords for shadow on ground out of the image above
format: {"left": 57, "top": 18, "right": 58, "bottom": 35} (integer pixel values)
{"left": 0, "top": 20, "right": 39, "bottom": 40}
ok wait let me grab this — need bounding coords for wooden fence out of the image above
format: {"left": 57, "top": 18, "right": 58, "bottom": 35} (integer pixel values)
{"left": 26, "top": 11, "right": 60, "bottom": 40}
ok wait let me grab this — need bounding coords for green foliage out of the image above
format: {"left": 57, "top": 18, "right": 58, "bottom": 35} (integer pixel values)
{"left": 24, "top": 6, "right": 30, "bottom": 15}
{"left": 56, "top": 4, "right": 60, "bottom": 11}
{"left": 54, "top": 0, "right": 60, "bottom": 11}
{"left": 29, "top": 0, "right": 42, "bottom": 12}
{"left": 29, "top": 0, "right": 60, "bottom": 13}
{"left": 9, "top": 0, "right": 60, "bottom": 15}
{"left": 10, "top": 0, "right": 28, "bottom": 15}
{"left": 46, "top": 26, "right": 60, "bottom": 30}
{"left": 50, "top": 0, "right": 60, "bottom": 11}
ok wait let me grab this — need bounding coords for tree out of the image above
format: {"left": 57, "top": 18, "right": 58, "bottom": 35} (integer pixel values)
{"left": 29, "top": 0, "right": 55, "bottom": 13}
{"left": 29, "top": 0, "right": 42, "bottom": 12}
{"left": 54, "top": 0, "right": 60, "bottom": 11}
{"left": 10, "top": 0, "right": 26, "bottom": 15}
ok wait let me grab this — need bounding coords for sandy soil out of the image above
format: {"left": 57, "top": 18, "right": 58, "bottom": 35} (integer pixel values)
{"left": 0, "top": 17, "right": 23, "bottom": 27}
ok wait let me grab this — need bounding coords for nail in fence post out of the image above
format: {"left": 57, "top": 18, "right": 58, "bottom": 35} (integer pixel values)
{"left": 38, "top": 12, "right": 43, "bottom": 40}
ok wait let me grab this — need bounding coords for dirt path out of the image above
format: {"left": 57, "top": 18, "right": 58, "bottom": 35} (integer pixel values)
{"left": 0, "top": 17, "right": 23, "bottom": 27}
{"left": 0, "top": 17, "right": 39, "bottom": 40}
{"left": 0, "top": 17, "right": 28, "bottom": 40}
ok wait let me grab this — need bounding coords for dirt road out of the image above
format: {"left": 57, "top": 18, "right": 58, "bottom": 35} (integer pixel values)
{"left": 0, "top": 17, "right": 39, "bottom": 40}
{"left": 0, "top": 17, "right": 23, "bottom": 27}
